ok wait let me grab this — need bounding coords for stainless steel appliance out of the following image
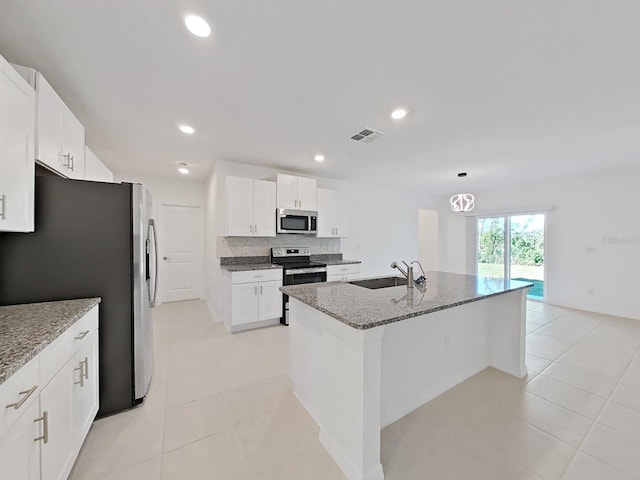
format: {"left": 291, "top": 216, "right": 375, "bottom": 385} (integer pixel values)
{"left": 0, "top": 176, "right": 158, "bottom": 416}
{"left": 276, "top": 209, "right": 318, "bottom": 235}
{"left": 271, "top": 247, "right": 326, "bottom": 325}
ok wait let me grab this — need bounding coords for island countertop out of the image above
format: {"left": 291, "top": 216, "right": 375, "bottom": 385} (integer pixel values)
{"left": 280, "top": 271, "right": 532, "bottom": 330}
{"left": 0, "top": 298, "right": 101, "bottom": 386}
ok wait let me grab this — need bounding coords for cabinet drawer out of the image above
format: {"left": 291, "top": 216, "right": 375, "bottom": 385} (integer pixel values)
{"left": 40, "top": 306, "right": 98, "bottom": 389}
{"left": 0, "top": 354, "right": 40, "bottom": 436}
{"left": 231, "top": 269, "right": 282, "bottom": 284}
{"left": 327, "top": 264, "right": 360, "bottom": 276}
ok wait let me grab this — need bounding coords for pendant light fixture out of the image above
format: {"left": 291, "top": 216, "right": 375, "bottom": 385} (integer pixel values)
{"left": 450, "top": 172, "right": 475, "bottom": 212}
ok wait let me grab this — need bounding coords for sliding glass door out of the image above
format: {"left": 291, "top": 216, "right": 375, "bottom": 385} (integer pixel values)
{"left": 477, "top": 214, "right": 545, "bottom": 298}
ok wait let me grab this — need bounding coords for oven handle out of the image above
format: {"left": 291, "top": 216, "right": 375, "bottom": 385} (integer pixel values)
{"left": 284, "top": 267, "right": 328, "bottom": 275}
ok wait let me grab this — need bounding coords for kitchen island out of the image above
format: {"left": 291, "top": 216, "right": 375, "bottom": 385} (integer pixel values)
{"left": 281, "top": 271, "right": 532, "bottom": 480}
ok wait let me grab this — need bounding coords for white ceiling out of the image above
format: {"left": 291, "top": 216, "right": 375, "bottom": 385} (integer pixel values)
{"left": 1, "top": 0, "right": 639, "bottom": 195}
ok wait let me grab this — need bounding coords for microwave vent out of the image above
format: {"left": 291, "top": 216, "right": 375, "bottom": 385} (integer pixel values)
{"left": 350, "top": 128, "right": 385, "bottom": 143}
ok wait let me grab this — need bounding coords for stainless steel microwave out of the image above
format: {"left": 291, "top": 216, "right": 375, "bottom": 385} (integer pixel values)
{"left": 276, "top": 209, "right": 318, "bottom": 234}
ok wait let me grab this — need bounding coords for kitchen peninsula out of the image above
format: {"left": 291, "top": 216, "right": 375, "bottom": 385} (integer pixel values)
{"left": 281, "top": 272, "right": 532, "bottom": 480}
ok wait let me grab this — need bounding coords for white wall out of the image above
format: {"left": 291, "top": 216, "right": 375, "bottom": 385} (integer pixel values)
{"left": 114, "top": 172, "right": 207, "bottom": 303}
{"left": 204, "top": 160, "right": 437, "bottom": 321}
{"left": 437, "top": 165, "right": 640, "bottom": 320}
{"left": 418, "top": 209, "right": 439, "bottom": 272}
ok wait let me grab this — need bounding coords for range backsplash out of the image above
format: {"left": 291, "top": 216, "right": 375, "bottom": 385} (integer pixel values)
{"left": 217, "top": 235, "right": 340, "bottom": 258}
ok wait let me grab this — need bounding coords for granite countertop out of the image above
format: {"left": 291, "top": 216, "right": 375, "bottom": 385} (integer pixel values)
{"left": 221, "top": 263, "right": 284, "bottom": 272}
{"left": 281, "top": 271, "right": 533, "bottom": 330}
{"left": 0, "top": 298, "right": 101, "bottom": 386}
{"left": 323, "top": 259, "right": 362, "bottom": 266}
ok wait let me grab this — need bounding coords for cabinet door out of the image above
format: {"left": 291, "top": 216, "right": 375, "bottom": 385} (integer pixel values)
{"left": 253, "top": 180, "right": 276, "bottom": 237}
{"left": 334, "top": 190, "right": 350, "bottom": 238}
{"left": 40, "top": 359, "right": 75, "bottom": 480}
{"left": 315, "top": 188, "right": 335, "bottom": 237}
{"left": 225, "top": 176, "right": 254, "bottom": 236}
{"left": 276, "top": 174, "right": 298, "bottom": 209}
{"left": 231, "top": 283, "right": 259, "bottom": 325}
{"left": 34, "top": 73, "right": 63, "bottom": 173}
{"left": 0, "top": 56, "right": 35, "bottom": 232}
{"left": 72, "top": 330, "right": 99, "bottom": 448}
{"left": 296, "top": 176, "right": 317, "bottom": 211}
{"left": 257, "top": 280, "right": 283, "bottom": 321}
{"left": 60, "top": 103, "right": 85, "bottom": 179}
{"left": 0, "top": 399, "right": 40, "bottom": 480}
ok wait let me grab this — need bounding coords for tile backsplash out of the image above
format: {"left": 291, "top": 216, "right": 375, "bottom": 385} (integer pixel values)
{"left": 217, "top": 235, "right": 340, "bottom": 258}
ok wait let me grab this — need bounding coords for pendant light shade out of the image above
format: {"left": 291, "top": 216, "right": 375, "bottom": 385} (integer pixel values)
{"left": 450, "top": 193, "right": 475, "bottom": 212}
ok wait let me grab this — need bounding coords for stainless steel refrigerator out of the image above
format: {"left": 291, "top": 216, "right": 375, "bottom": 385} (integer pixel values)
{"left": 0, "top": 175, "right": 158, "bottom": 417}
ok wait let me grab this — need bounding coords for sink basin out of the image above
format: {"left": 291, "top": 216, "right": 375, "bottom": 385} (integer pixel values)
{"left": 348, "top": 276, "right": 407, "bottom": 289}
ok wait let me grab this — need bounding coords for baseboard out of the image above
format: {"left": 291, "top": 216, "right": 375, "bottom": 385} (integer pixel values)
{"left": 319, "top": 429, "right": 384, "bottom": 480}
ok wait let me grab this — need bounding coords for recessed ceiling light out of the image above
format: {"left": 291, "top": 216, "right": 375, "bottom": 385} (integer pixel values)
{"left": 391, "top": 108, "right": 408, "bottom": 120}
{"left": 184, "top": 15, "right": 211, "bottom": 38}
{"left": 179, "top": 125, "right": 195, "bottom": 134}
{"left": 314, "top": 154, "right": 325, "bottom": 162}
{"left": 178, "top": 163, "right": 190, "bottom": 174}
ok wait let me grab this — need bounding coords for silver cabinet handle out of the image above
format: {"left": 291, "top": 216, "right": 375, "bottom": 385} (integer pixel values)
{"left": 254, "top": 285, "right": 258, "bottom": 295}
{"left": 249, "top": 224, "right": 253, "bottom": 234}
{"left": 75, "top": 330, "right": 90, "bottom": 341}
{"left": 5, "top": 385, "right": 37, "bottom": 409}
{"left": 61, "top": 153, "right": 73, "bottom": 170}
{"left": 254, "top": 224, "right": 257, "bottom": 233}
{"left": 34, "top": 411, "right": 49, "bottom": 444}
{"left": 260, "top": 285, "right": 263, "bottom": 295}
{"left": 335, "top": 228, "right": 338, "bottom": 236}
{"left": 82, "top": 357, "right": 89, "bottom": 380}
{"left": 254, "top": 275, "right": 264, "bottom": 278}
{"left": 70, "top": 154, "right": 75, "bottom": 171}
{"left": 0, "top": 194, "right": 6, "bottom": 220}
{"left": 74, "top": 362, "right": 84, "bottom": 386}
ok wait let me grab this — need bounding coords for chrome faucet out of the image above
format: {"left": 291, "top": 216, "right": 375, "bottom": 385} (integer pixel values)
{"left": 390, "top": 261, "right": 414, "bottom": 289}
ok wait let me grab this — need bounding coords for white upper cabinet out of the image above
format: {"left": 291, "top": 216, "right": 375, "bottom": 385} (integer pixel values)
{"left": 84, "top": 147, "right": 113, "bottom": 182}
{"left": 316, "top": 188, "right": 350, "bottom": 238}
{"left": 225, "top": 176, "right": 276, "bottom": 237}
{"left": 0, "top": 55, "right": 35, "bottom": 232}
{"left": 276, "top": 174, "right": 317, "bottom": 210}
{"left": 14, "top": 66, "right": 85, "bottom": 179}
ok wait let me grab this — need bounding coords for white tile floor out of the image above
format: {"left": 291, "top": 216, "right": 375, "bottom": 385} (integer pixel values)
{"left": 69, "top": 299, "right": 640, "bottom": 480}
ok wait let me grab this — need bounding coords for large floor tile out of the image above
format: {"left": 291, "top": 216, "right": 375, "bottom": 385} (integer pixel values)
{"left": 524, "top": 374, "right": 606, "bottom": 419}
{"left": 610, "top": 383, "right": 640, "bottom": 412}
{"left": 562, "top": 452, "right": 636, "bottom": 480}
{"left": 581, "top": 423, "right": 640, "bottom": 478}
{"left": 256, "top": 440, "right": 347, "bottom": 480}
{"left": 223, "top": 373, "right": 293, "bottom": 424}
{"left": 87, "top": 456, "right": 162, "bottom": 480}
{"left": 510, "top": 392, "right": 592, "bottom": 447}
{"left": 526, "top": 353, "right": 553, "bottom": 373}
{"left": 236, "top": 395, "right": 318, "bottom": 474}
{"left": 163, "top": 391, "right": 238, "bottom": 452}
{"left": 165, "top": 363, "right": 226, "bottom": 408}
{"left": 162, "top": 427, "right": 254, "bottom": 480}
{"left": 526, "top": 333, "right": 574, "bottom": 360}
{"left": 543, "top": 362, "right": 618, "bottom": 397}
{"left": 621, "top": 356, "right": 640, "bottom": 388}
{"left": 598, "top": 401, "right": 640, "bottom": 441}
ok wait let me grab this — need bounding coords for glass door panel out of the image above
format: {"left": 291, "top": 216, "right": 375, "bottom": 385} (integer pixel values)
{"left": 477, "top": 217, "right": 507, "bottom": 279}
{"left": 509, "top": 214, "right": 545, "bottom": 298}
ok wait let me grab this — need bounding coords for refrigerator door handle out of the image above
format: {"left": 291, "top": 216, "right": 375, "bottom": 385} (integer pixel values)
{"left": 148, "top": 219, "right": 159, "bottom": 307}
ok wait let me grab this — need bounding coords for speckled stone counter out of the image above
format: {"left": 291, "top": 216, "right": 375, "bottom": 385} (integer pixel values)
{"left": 0, "top": 298, "right": 101, "bottom": 386}
{"left": 221, "top": 263, "right": 284, "bottom": 272}
{"left": 281, "top": 271, "right": 532, "bottom": 330}
{"left": 322, "top": 259, "right": 362, "bottom": 266}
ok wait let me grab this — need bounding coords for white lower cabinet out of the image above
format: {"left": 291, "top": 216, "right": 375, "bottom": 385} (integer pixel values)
{"left": 0, "top": 399, "right": 41, "bottom": 480}
{"left": 225, "top": 269, "right": 283, "bottom": 332}
{"left": 326, "top": 263, "right": 361, "bottom": 282}
{"left": 0, "top": 305, "right": 99, "bottom": 480}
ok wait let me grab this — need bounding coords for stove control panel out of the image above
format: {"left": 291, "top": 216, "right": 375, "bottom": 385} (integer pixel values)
{"left": 272, "top": 247, "right": 310, "bottom": 257}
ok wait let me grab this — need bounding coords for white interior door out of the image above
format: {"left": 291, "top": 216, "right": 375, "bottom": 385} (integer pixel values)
{"left": 158, "top": 204, "right": 203, "bottom": 303}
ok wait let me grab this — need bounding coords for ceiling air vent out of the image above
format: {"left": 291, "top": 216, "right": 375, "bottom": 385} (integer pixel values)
{"left": 350, "top": 128, "right": 385, "bottom": 143}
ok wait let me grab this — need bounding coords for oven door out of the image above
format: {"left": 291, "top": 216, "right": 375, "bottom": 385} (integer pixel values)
{"left": 282, "top": 268, "right": 327, "bottom": 325}
{"left": 277, "top": 209, "right": 317, "bottom": 234}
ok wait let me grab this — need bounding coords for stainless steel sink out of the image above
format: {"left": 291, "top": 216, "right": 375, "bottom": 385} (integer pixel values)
{"left": 348, "top": 276, "right": 407, "bottom": 289}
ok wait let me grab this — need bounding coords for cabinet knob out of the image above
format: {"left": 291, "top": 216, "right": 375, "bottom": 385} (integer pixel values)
{"left": 163, "top": 256, "right": 169, "bottom": 260}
